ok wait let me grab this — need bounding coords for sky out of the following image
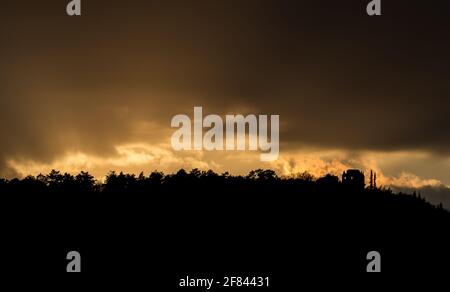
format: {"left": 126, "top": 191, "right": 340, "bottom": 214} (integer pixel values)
{"left": 0, "top": 1, "right": 449, "bottom": 205}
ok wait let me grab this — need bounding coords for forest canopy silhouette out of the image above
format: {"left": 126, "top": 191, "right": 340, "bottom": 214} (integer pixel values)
{"left": 3, "top": 167, "right": 450, "bottom": 274}
{"left": 1, "top": 168, "right": 448, "bottom": 216}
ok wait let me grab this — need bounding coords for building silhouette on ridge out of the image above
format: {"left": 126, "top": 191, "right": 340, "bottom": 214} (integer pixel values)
{"left": 342, "top": 169, "right": 365, "bottom": 190}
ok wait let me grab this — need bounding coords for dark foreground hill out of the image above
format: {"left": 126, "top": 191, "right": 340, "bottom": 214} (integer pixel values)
{"left": 1, "top": 169, "right": 449, "bottom": 284}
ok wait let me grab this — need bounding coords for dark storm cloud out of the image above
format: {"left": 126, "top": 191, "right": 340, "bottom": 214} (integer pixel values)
{"left": 0, "top": 0, "right": 449, "bottom": 175}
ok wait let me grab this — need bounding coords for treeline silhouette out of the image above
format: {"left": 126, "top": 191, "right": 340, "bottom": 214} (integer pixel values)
{"left": 2, "top": 168, "right": 450, "bottom": 274}
{"left": 3, "top": 168, "right": 449, "bottom": 232}
{"left": 0, "top": 168, "right": 448, "bottom": 212}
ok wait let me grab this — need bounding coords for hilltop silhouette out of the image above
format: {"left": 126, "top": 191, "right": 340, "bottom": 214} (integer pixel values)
{"left": 1, "top": 168, "right": 448, "bottom": 214}
{"left": 1, "top": 168, "right": 449, "bottom": 275}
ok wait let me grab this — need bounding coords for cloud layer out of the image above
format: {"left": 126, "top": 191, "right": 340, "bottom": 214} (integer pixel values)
{"left": 0, "top": 0, "right": 449, "bottom": 197}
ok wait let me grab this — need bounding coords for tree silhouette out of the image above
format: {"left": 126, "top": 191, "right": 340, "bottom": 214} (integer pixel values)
{"left": 1, "top": 168, "right": 449, "bottom": 274}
